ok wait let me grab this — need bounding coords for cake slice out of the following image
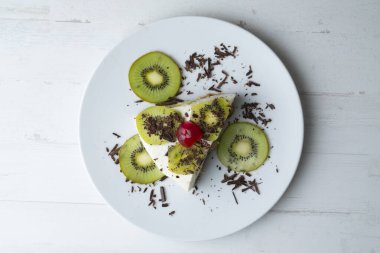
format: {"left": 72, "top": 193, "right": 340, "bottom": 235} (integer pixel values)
{"left": 135, "top": 93, "right": 236, "bottom": 191}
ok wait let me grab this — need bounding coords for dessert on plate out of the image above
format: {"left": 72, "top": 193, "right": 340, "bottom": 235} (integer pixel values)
{"left": 136, "top": 93, "right": 236, "bottom": 191}
{"left": 117, "top": 51, "right": 269, "bottom": 191}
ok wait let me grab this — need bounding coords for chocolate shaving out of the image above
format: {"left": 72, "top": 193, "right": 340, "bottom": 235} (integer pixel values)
{"left": 216, "top": 70, "right": 229, "bottom": 89}
{"left": 159, "top": 186, "right": 166, "bottom": 202}
{"left": 232, "top": 192, "right": 238, "bottom": 205}
{"left": 245, "top": 80, "right": 260, "bottom": 87}
{"left": 106, "top": 147, "right": 109, "bottom": 152}
{"left": 186, "top": 91, "right": 194, "bottom": 95}
{"left": 246, "top": 65, "right": 253, "bottom": 76}
{"left": 135, "top": 100, "right": 143, "bottom": 103}
{"left": 214, "top": 43, "right": 238, "bottom": 59}
{"left": 112, "top": 132, "right": 121, "bottom": 138}
{"left": 169, "top": 211, "right": 175, "bottom": 216}
{"left": 231, "top": 76, "right": 238, "bottom": 84}
{"left": 156, "top": 97, "right": 184, "bottom": 106}
{"left": 149, "top": 189, "right": 154, "bottom": 201}
{"left": 141, "top": 111, "right": 182, "bottom": 142}
{"left": 265, "top": 103, "right": 276, "bottom": 110}
{"left": 241, "top": 102, "right": 272, "bottom": 126}
{"left": 162, "top": 203, "right": 169, "bottom": 207}
{"left": 208, "top": 85, "right": 221, "bottom": 92}
{"left": 251, "top": 179, "right": 261, "bottom": 195}
{"left": 196, "top": 73, "right": 202, "bottom": 82}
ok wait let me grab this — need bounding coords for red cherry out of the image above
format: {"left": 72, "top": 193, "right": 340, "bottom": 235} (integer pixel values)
{"left": 176, "top": 121, "right": 203, "bottom": 147}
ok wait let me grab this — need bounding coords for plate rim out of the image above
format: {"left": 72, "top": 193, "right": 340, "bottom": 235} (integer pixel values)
{"left": 79, "top": 15, "right": 304, "bottom": 241}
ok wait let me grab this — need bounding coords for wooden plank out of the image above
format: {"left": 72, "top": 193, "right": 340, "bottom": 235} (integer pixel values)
{"left": 0, "top": 0, "right": 379, "bottom": 252}
{"left": 0, "top": 201, "right": 378, "bottom": 252}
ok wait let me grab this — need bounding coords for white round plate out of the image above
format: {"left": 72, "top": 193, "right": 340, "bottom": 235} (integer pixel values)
{"left": 80, "top": 16, "right": 303, "bottom": 241}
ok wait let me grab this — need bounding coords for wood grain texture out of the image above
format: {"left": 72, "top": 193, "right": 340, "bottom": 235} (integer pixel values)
{"left": 0, "top": 0, "right": 379, "bottom": 252}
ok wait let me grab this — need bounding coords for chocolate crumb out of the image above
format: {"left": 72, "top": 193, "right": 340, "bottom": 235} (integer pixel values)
{"left": 208, "top": 85, "right": 222, "bottom": 92}
{"left": 112, "top": 132, "right": 121, "bottom": 138}
{"left": 149, "top": 189, "right": 154, "bottom": 201}
{"left": 231, "top": 76, "right": 238, "bottom": 84}
{"left": 186, "top": 91, "right": 194, "bottom": 95}
{"left": 106, "top": 147, "right": 109, "bottom": 152}
{"left": 246, "top": 65, "right": 253, "bottom": 76}
{"left": 245, "top": 80, "right": 260, "bottom": 87}
{"left": 196, "top": 73, "right": 202, "bottom": 82}
{"left": 159, "top": 186, "right": 166, "bottom": 202}
{"left": 162, "top": 203, "right": 169, "bottom": 207}
{"left": 216, "top": 70, "right": 229, "bottom": 89}
{"left": 232, "top": 192, "right": 238, "bottom": 205}
{"left": 169, "top": 211, "right": 175, "bottom": 216}
{"left": 265, "top": 103, "right": 276, "bottom": 110}
{"left": 156, "top": 97, "right": 184, "bottom": 106}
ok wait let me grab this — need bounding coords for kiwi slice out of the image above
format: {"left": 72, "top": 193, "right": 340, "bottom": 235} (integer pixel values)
{"left": 217, "top": 122, "right": 269, "bottom": 172}
{"left": 168, "top": 144, "right": 208, "bottom": 175}
{"left": 119, "top": 134, "right": 164, "bottom": 184}
{"left": 136, "top": 106, "right": 183, "bottom": 145}
{"left": 129, "top": 51, "right": 181, "bottom": 103}
{"left": 191, "top": 97, "right": 232, "bottom": 141}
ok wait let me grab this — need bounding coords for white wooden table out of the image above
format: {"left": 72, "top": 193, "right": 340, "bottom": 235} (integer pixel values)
{"left": 1, "top": 0, "right": 379, "bottom": 252}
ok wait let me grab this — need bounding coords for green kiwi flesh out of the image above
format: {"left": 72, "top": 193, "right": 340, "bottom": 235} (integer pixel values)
{"left": 168, "top": 144, "right": 208, "bottom": 175}
{"left": 119, "top": 134, "right": 164, "bottom": 184}
{"left": 191, "top": 97, "right": 232, "bottom": 141}
{"left": 129, "top": 51, "right": 181, "bottom": 103}
{"left": 136, "top": 106, "right": 183, "bottom": 145}
{"left": 217, "top": 122, "right": 269, "bottom": 172}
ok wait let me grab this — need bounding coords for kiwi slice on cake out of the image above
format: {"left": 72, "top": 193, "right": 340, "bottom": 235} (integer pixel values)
{"left": 191, "top": 97, "right": 232, "bottom": 141}
{"left": 119, "top": 134, "right": 164, "bottom": 184}
{"left": 168, "top": 143, "right": 208, "bottom": 175}
{"left": 217, "top": 122, "right": 269, "bottom": 172}
{"left": 129, "top": 51, "right": 181, "bottom": 103}
{"left": 136, "top": 106, "right": 183, "bottom": 145}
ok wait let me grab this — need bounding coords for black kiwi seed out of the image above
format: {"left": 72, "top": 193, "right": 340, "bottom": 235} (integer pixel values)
{"left": 199, "top": 99, "right": 225, "bottom": 135}
{"left": 141, "top": 65, "right": 170, "bottom": 91}
{"left": 130, "top": 147, "right": 156, "bottom": 173}
{"left": 228, "top": 135, "right": 258, "bottom": 162}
